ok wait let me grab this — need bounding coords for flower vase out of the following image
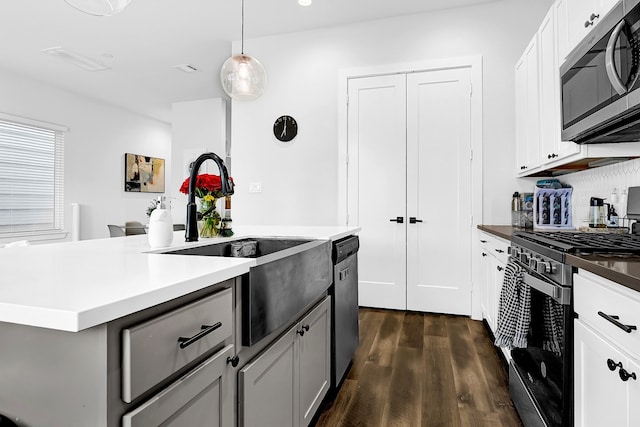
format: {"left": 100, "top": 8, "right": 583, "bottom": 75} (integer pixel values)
{"left": 198, "top": 197, "right": 220, "bottom": 238}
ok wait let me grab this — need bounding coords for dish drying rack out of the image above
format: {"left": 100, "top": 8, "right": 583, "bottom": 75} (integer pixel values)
{"left": 533, "top": 187, "right": 573, "bottom": 230}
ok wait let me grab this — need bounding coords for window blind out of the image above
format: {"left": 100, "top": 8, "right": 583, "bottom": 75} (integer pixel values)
{"left": 0, "top": 114, "right": 66, "bottom": 235}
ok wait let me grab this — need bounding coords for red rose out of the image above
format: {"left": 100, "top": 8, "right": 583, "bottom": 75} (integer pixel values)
{"left": 179, "top": 174, "right": 234, "bottom": 195}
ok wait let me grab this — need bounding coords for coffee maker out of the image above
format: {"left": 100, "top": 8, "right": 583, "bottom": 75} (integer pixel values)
{"left": 589, "top": 197, "right": 607, "bottom": 228}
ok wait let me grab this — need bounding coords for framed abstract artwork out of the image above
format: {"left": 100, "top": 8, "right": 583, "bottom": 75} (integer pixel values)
{"left": 124, "top": 153, "right": 165, "bottom": 193}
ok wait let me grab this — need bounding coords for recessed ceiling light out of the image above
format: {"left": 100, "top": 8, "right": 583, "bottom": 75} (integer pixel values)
{"left": 298, "top": 0, "right": 312, "bottom": 6}
{"left": 41, "top": 46, "right": 110, "bottom": 71}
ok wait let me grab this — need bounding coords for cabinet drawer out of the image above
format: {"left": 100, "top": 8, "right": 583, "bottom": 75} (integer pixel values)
{"left": 122, "top": 287, "right": 233, "bottom": 403}
{"left": 574, "top": 272, "right": 640, "bottom": 358}
{"left": 122, "top": 344, "right": 234, "bottom": 427}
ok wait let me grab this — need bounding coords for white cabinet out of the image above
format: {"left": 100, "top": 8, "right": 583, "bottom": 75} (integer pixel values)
{"left": 515, "top": 1, "right": 639, "bottom": 177}
{"left": 538, "top": 6, "right": 580, "bottom": 165}
{"left": 240, "top": 296, "right": 331, "bottom": 427}
{"left": 515, "top": 35, "right": 541, "bottom": 174}
{"left": 574, "top": 270, "right": 640, "bottom": 427}
{"left": 477, "top": 232, "right": 509, "bottom": 333}
{"left": 556, "top": 0, "right": 620, "bottom": 63}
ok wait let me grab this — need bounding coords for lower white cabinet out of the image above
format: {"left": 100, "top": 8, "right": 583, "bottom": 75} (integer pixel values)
{"left": 240, "top": 296, "right": 331, "bottom": 427}
{"left": 478, "top": 231, "right": 509, "bottom": 334}
{"left": 122, "top": 344, "right": 235, "bottom": 427}
{"left": 574, "top": 271, "right": 640, "bottom": 427}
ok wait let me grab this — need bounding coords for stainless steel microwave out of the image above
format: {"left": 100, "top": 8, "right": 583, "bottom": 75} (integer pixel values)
{"left": 560, "top": 0, "right": 640, "bottom": 144}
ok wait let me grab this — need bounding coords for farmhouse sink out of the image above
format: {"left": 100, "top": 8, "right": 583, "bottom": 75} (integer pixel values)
{"left": 163, "top": 237, "right": 332, "bottom": 346}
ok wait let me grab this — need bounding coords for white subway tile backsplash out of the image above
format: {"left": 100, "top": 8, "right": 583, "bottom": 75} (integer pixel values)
{"left": 559, "top": 158, "right": 640, "bottom": 226}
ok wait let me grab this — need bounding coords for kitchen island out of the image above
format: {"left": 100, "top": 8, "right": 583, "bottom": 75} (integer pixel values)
{"left": 0, "top": 225, "right": 359, "bottom": 427}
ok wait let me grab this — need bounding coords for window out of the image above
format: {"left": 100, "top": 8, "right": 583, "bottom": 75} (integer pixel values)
{"left": 0, "top": 113, "right": 67, "bottom": 237}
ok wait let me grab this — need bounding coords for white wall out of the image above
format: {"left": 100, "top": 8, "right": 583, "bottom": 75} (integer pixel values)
{"left": 230, "top": 0, "right": 554, "bottom": 227}
{"left": 0, "top": 68, "right": 171, "bottom": 241}
{"left": 170, "top": 98, "right": 227, "bottom": 225}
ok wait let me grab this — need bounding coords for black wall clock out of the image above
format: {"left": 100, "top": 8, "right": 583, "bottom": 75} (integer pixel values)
{"left": 273, "top": 115, "right": 298, "bottom": 142}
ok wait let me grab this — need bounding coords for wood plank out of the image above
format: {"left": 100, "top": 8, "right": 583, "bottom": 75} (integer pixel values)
{"left": 381, "top": 346, "right": 422, "bottom": 426}
{"left": 424, "top": 313, "right": 448, "bottom": 337}
{"left": 422, "top": 334, "right": 462, "bottom": 427}
{"left": 398, "top": 311, "right": 424, "bottom": 349}
{"left": 366, "top": 310, "right": 403, "bottom": 367}
{"left": 340, "top": 361, "right": 393, "bottom": 427}
{"left": 446, "top": 316, "right": 494, "bottom": 414}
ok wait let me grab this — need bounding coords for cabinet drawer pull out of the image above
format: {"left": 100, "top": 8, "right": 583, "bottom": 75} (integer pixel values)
{"left": 619, "top": 367, "right": 637, "bottom": 382}
{"left": 480, "top": 240, "right": 487, "bottom": 243}
{"left": 597, "top": 311, "right": 638, "bottom": 333}
{"left": 495, "top": 249, "right": 505, "bottom": 253}
{"left": 178, "top": 322, "right": 223, "bottom": 349}
{"left": 482, "top": 252, "right": 487, "bottom": 257}
{"left": 607, "top": 358, "right": 622, "bottom": 371}
{"left": 497, "top": 266, "right": 504, "bottom": 272}
{"left": 227, "top": 355, "right": 240, "bottom": 367}
{"left": 297, "top": 324, "right": 310, "bottom": 336}
{"left": 389, "top": 216, "right": 404, "bottom": 223}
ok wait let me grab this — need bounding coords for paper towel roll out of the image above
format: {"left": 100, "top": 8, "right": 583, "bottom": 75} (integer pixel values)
{"left": 71, "top": 203, "right": 80, "bottom": 241}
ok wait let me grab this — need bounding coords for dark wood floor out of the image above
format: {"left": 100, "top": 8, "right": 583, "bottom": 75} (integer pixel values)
{"left": 315, "top": 308, "right": 523, "bottom": 427}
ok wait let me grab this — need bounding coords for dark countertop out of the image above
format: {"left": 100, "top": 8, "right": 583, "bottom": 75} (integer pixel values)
{"left": 566, "top": 254, "right": 640, "bottom": 293}
{"left": 477, "top": 225, "right": 523, "bottom": 241}
{"left": 478, "top": 224, "right": 640, "bottom": 294}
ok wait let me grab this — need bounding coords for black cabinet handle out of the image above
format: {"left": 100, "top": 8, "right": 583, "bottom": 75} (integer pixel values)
{"left": 619, "top": 367, "right": 637, "bottom": 382}
{"left": 497, "top": 266, "right": 504, "bottom": 272}
{"left": 227, "top": 355, "right": 240, "bottom": 367}
{"left": 598, "top": 311, "right": 637, "bottom": 333}
{"left": 607, "top": 358, "right": 623, "bottom": 371}
{"left": 480, "top": 240, "right": 487, "bottom": 243}
{"left": 178, "top": 322, "right": 222, "bottom": 349}
{"left": 585, "top": 20, "right": 594, "bottom": 27}
{"left": 482, "top": 252, "right": 487, "bottom": 257}
{"left": 297, "top": 324, "right": 310, "bottom": 336}
{"left": 389, "top": 216, "right": 404, "bottom": 223}
{"left": 409, "top": 217, "right": 423, "bottom": 224}
{"left": 590, "top": 13, "right": 599, "bottom": 21}
{"left": 495, "top": 249, "right": 505, "bottom": 253}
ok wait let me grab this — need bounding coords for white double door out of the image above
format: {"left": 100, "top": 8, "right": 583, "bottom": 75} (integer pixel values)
{"left": 348, "top": 67, "right": 473, "bottom": 314}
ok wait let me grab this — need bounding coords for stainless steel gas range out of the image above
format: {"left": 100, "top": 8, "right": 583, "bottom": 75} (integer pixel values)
{"left": 508, "top": 231, "right": 640, "bottom": 427}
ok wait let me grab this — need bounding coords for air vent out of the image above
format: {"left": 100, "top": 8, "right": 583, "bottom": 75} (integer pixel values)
{"left": 41, "top": 46, "right": 110, "bottom": 71}
{"left": 174, "top": 64, "right": 200, "bottom": 73}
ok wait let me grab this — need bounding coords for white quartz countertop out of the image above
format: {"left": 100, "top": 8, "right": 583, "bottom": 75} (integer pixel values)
{"left": 0, "top": 225, "right": 359, "bottom": 332}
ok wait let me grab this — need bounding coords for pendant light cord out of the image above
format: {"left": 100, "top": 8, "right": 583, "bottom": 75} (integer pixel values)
{"left": 241, "top": 0, "right": 245, "bottom": 54}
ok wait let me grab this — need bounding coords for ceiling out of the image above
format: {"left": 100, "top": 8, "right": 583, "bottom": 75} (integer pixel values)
{"left": 0, "top": 0, "right": 498, "bottom": 123}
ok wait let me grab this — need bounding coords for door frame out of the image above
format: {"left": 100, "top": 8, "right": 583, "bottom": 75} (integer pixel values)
{"left": 337, "top": 56, "right": 484, "bottom": 320}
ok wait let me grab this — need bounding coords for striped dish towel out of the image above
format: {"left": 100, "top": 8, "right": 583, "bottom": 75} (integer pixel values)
{"left": 494, "top": 261, "right": 531, "bottom": 349}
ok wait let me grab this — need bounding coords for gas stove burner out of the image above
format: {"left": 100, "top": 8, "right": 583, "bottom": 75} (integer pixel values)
{"left": 513, "top": 231, "right": 640, "bottom": 256}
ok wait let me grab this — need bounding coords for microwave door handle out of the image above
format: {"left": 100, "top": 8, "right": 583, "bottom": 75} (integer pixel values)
{"left": 606, "top": 19, "right": 628, "bottom": 96}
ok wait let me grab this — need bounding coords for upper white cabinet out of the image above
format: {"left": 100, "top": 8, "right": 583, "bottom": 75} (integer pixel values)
{"left": 515, "top": 35, "right": 541, "bottom": 174}
{"left": 538, "top": 6, "right": 580, "bottom": 164}
{"left": 556, "top": 0, "right": 620, "bottom": 62}
{"left": 514, "top": 0, "right": 640, "bottom": 177}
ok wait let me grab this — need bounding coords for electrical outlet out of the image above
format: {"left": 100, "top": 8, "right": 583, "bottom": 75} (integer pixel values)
{"left": 248, "top": 182, "right": 262, "bottom": 193}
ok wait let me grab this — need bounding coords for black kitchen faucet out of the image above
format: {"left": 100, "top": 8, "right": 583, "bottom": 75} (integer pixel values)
{"left": 185, "top": 152, "right": 234, "bottom": 242}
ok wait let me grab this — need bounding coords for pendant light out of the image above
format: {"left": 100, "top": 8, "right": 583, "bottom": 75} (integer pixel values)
{"left": 220, "top": 0, "right": 267, "bottom": 101}
{"left": 64, "top": 0, "right": 132, "bottom": 16}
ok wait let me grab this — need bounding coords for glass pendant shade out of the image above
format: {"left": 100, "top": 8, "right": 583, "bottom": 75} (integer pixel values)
{"left": 64, "top": 0, "right": 132, "bottom": 16}
{"left": 220, "top": 54, "right": 267, "bottom": 101}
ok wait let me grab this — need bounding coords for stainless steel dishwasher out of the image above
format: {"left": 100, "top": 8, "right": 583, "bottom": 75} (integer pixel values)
{"left": 331, "top": 235, "right": 359, "bottom": 389}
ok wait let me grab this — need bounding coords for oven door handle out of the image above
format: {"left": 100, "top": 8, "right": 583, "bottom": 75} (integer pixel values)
{"left": 605, "top": 19, "right": 628, "bottom": 96}
{"left": 523, "top": 272, "right": 571, "bottom": 305}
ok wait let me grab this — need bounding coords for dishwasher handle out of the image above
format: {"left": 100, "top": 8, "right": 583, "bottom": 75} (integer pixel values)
{"left": 332, "top": 235, "right": 359, "bottom": 264}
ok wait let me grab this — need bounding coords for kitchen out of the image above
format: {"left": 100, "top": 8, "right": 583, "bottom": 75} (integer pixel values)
{"left": 1, "top": 0, "right": 639, "bottom": 426}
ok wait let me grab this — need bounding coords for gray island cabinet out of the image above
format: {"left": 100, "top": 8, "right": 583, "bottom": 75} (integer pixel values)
{"left": 0, "top": 279, "right": 237, "bottom": 427}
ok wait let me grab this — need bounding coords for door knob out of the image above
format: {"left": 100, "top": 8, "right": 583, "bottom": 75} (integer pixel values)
{"left": 409, "top": 217, "right": 423, "bottom": 224}
{"left": 389, "top": 216, "right": 404, "bottom": 223}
